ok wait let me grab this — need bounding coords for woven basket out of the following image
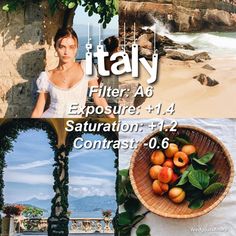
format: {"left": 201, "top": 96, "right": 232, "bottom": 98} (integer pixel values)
{"left": 129, "top": 125, "right": 234, "bottom": 218}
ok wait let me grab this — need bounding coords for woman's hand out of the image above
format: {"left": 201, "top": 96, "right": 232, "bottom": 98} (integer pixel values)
{"left": 31, "top": 93, "right": 48, "bottom": 118}
{"left": 88, "top": 79, "right": 115, "bottom": 118}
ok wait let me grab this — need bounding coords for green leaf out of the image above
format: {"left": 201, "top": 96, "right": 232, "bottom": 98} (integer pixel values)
{"left": 209, "top": 173, "right": 219, "bottom": 184}
{"left": 118, "top": 212, "right": 132, "bottom": 226}
{"left": 176, "top": 133, "right": 191, "bottom": 142}
{"left": 118, "top": 225, "right": 132, "bottom": 236}
{"left": 207, "top": 167, "right": 216, "bottom": 176}
{"left": 198, "top": 153, "right": 214, "bottom": 164}
{"left": 174, "top": 137, "right": 190, "bottom": 145}
{"left": 119, "top": 169, "right": 129, "bottom": 177}
{"left": 68, "top": 2, "right": 76, "bottom": 8}
{"left": 186, "top": 192, "right": 203, "bottom": 202}
{"left": 187, "top": 164, "right": 194, "bottom": 171}
{"left": 188, "top": 170, "right": 210, "bottom": 190}
{"left": 193, "top": 158, "right": 208, "bottom": 166}
{"left": 2, "top": 4, "right": 10, "bottom": 11}
{"left": 88, "top": 10, "right": 93, "bottom": 16}
{"left": 203, "top": 182, "right": 224, "bottom": 195}
{"left": 124, "top": 197, "right": 141, "bottom": 215}
{"left": 136, "top": 224, "right": 151, "bottom": 236}
{"left": 176, "top": 171, "right": 189, "bottom": 186}
{"left": 192, "top": 161, "right": 208, "bottom": 171}
{"left": 188, "top": 153, "right": 198, "bottom": 161}
{"left": 117, "top": 190, "right": 127, "bottom": 205}
{"left": 189, "top": 199, "right": 204, "bottom": 209}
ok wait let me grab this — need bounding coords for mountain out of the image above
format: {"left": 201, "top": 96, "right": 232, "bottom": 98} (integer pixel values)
{"left": 16, "top": 197, "right": 51, "bottom": 210}
{"left": 16, "top": 195, "right": 116, "bottom": 217}
{"left": 69, "top": 195, "right": 116, "bottom": 213}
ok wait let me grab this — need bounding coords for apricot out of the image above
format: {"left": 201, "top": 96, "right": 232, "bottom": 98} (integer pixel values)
{"left": 170, "top": 173, "right": 179, "bottom": 184}
{"left": 150, "top": 150, "right": 165, "bottom": 165}
{"left": 152, "top": 180, "right": 169, "bottom": 195}
{"left": 149, "top": 165, "right": 162, "bottom": 179}
{"left": 168, "top": 187, "right": 186, "bottom": 203}
{"left": 163, "top": 159, "right": 174, "bottom": 169}
{"left": 158, "top": 167, "right": 173, "bottom": 184}
{"left": 173, "top": 151, "right": 189, "bottom": 168}
{"left": 164, "top": 143, "right": 179, "bottom": 158}
{"left": 181, "top": 144, "right": 196, "bottom": 156}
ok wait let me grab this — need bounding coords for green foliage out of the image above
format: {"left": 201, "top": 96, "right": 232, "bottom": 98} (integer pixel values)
{"left": 188, "top": 170, "right": 210, "bottom": 190}
{"left": 117, "top": 169, "right": 150, "bottom": 236}
{"left": 173, "top": 134, "right": 190, "bottom": 146}
{"left": 169, "top": 133, "right": 225, "bottom": 210}
{"left": 0, "top": 119, "right": 118, "bottom": 235}
{"left": 0, "top": 119, "right": 58, "bottom": 234}
{"left": 174, "top": 137, "right": 190, "bottom": 145}
{"left": 203, "top": 182, "right": 224, "bottom": 195}
{"left": 196, "top": 152, "right": 215, "bottom": 164}
{"left": 48, "top": 145, "right": 70, "bottom": 235}
{"left": 1, "top": 0, "right": 118, "bottom": 28}
{"left": 3, "top": 204, "right": 24, "bottom": 217}
{"left": 136, "top": 224, "right": 151, "bottom": 236}
{"left": 22, "top": 206, "right": 44, "bottom": 218}
{"left": 175, "top": 150, "right": 225, "bottom": 209}
{"left": 176, "top": 170, "right": 189, "bottom": 186}
{"left": 188, "top": 199, "right": 204, "bottom": 209}
{"left": 0, "top": 119, "right": 58, "bottom": 211}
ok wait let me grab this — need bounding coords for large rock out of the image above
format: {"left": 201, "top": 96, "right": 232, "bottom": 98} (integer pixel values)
{"left": 193, "top": 74, "right": 219, "bottom": 86}
{"left": 174, "top": 7, "right": 203, "bottom": 32}
{"left": 202, "top": 64, "right": 216, "bottom": 71}
{"left": 166, "top": 50, "right": 211, "bottom": 62}
{"left": 120, "top": 1, "right": 236, "bottom": 32}
{"left": 119, "top": 1, "right": 173, "bottom": 27}
{"left": 203, "top": 9, "right": 234, "bottom": 26}
{"left": 137, "top": 34, "right": 153, "bottom": 50}
{"left": 139, "top": 47, "right": 153, "bottom": 60}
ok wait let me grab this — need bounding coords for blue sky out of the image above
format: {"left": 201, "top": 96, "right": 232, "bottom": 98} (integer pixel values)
{"left": 4, "top": 130, "right": 116, "bottom": 203}
{"left": 73, "top": 5, "right": 118, "bottom": 59}
{"left": 74, "top": 5, "right": 118, "bottom": 35}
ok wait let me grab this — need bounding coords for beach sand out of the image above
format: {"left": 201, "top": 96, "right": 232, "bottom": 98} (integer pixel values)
{"left": 120, "top": 55, "right": 236, "bottom": 118}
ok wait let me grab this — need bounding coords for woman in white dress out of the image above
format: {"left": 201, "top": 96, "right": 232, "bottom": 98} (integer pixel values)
{"left": 31, "top": 27, "right": 114, "bottom": 118}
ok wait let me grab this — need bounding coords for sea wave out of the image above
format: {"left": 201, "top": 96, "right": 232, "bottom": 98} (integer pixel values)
{"left": 167, "top": 32, "right": 236, "bottom": 52}
{"left": 149, "top": 20, "right": 236, "bottom": 56}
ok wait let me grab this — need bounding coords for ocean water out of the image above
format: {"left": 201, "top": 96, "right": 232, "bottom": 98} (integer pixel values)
{"left": 76, "top": 34, "right": 116, "bottom": 60}
{"left": 149, "top": 20, "right": 236, "bottom": 57}
{"left": 166, "top": 32, "right": 236, "bottom": 57}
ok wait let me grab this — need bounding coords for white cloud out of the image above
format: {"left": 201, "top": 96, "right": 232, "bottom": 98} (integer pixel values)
{"left": 4, "top": 171, "right": 53, "bottom": 185}
{"left": 72, "top": 164, "right": 115, "bottom": 177}
{"left": 70, "top": 176, "right": 114, "bottom": 187}
{"left": 7, "top": 159, "right": 53, "bottom": 170}
{"left": 69, "top": 185, "right": 115, "bottom": 198}
{"left": 69, "top": 149, "right": 98, "bottom": 159}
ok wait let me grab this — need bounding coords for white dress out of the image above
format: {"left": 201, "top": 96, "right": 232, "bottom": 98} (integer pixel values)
{"left": 36, "top": 61, "right": 97, "bottom": 118}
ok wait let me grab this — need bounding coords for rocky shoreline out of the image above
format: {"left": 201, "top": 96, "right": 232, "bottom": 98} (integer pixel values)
{"left": 120, "top": 0, "right": 236, "bottom": 32}
{"left": 119, "top": 25, "right": 219, "bottom": 96}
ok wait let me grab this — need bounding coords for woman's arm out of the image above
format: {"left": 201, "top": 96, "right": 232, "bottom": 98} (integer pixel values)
{"left": 88, "top": 79, "right": 115, "bottom": 118}
{"left": 31, "top": 92, "right": 48, "bottom": 118}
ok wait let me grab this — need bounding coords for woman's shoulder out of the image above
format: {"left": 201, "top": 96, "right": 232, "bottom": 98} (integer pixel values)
{"left": 38, "top": 70, "right": 50, "bottom": 79}
{"left": 36, "top": 71, "right": 50, "bottom": 92}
